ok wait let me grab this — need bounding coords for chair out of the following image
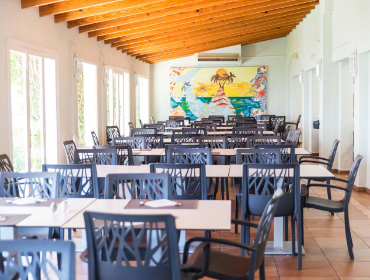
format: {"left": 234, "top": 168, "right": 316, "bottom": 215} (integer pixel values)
{"left": 171, "top": 133, "right": 201, "bottom": 144}
{"left": 128, "top": 122, "right": 134, "bottom": 129}
{"left": 226, "top": 134, "right": 250, "bottom": 149}
{"left": 194, "top": 136, "right": 227, "bottom": 149}
{"left": 299, "top": 139, "right": 340, "bottom": 202}
{"left": 283, "top": 125, "right": 291, "bottom": 142}
{"left": 236, "top": 120, "right": 257, "bottom": 126}
{"left": 106, "top": 126, "right": 121, "bottom": 144}
{"left": 192, "top": 123, "right": 216, "bottom": 132}
{"left": 63, "top": 140, "right": 77, "bottom": 164}
{"left": 42, "top": 164, "right": 99, "bottom": 198}
{"left": 91, "top": 131, "right": 100, "bottom": 146}
{"left": 226, "top": 120, "right": 237, "bottom": 126}
{"left": 150, "top": 163, "right": 208, "bottom": 200}
{"left": 0, "top": 154, "right": 14, "bottom": 172}
{"left": 130, "top": 128, "right": 157, "bottom": 136}
{"left": 165, "top": 120, "right": 177, "bottom": 128}
{"left": 181, "top": 189, "right": 283, "bottom": 280}
{"left": 208, "top": 115, "right": 225, "bottom": 123}
{"left": 232, "top": 127, "right": 263, "bottom": 136}
{"left": 112, "top": 136, "right": 145, "bottom": 149}
{"left": 247, "top": 136, "right": 282, "bottom": 148}
{"left": 302, "top": 155, "right": 363, "bottom": 260}
{"left": 0, "top": 240, "right": 75, "bottom": 280}
{"left": 75, "top": 148, "right": 118, "bottom": 165}
{"left": 182, "top": 127, "right": 206, "bottom": 135}
{"left": 242, "top": 163, "right": 302, "bottom": 269}
{"left": 137, "top": 134, "right": 164, "bottom": 149}
{"left": 143, "top": 123, "right": 165, "bottom": 132}
{"left": 151, "top": 116, "right": 155, "bottom": 124}
{"left": 286, "top": 129, "right": 301, "bottom": 147}
{"left": 139, "top": 119, "right": 143, "bottom": 127}
{"left": 255, "top": 144, "right": 296, "bottom": 164}
{"left": 0, "top": 171, "right": 58, "bottom": 198}
{"left": 164, "top": 144, "right": 204, "bottom": 162}
{"left": 104, "top": 173, "right": 169, "bottom": 199}
{"left": 167, "top": 147, "right": 212, "bottom": 165}
{"left": 271, "top": 116, "right": 286, "bottom": 135}
{"left": 286, "top": 114, "right": 301, "bottom": 130}
{"left": 84, "top": 212, "right": 190, "bottom": 280}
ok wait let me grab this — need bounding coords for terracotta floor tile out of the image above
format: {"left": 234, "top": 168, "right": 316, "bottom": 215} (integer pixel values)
{"left": 323, "top": 248, "right": 370, "bottom": 262}
{"left": 280, "top": 278, "right": 339, "bottom": 280}
{"left": 308, "top": 228, "right": 358, "bottom": 239}
{"left": 315, "top": 238, "right": 368, "bottom": 250}
{"left": 331, "top": 262, "right": 370, "bottom": 277}
{"left": 304, "top": 219, "right": 345, "bottom": 228}
{"left": 275, "top": 261, "right": 337, "bottom": 277}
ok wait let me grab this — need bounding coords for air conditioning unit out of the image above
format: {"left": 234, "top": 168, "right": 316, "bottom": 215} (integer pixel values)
{"left": 195, "top": 53, "right": 241, "bottom": 65}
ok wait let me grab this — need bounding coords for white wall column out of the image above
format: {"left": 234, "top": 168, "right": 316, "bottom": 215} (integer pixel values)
{"left": 308, "top": 73, "right": 320, "bottom": 153}
{"left": 302, "top": 71, "right": 311, "bottom": 151}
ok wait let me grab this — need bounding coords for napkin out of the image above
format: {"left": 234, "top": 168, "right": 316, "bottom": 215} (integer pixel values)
{"left": 9, "top": 198, "right": 47, "bottom": 205}
{"left": 144, "top": 199, "right": 178, "bottom": 208}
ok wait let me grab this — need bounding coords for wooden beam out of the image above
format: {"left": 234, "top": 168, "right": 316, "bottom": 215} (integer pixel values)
{"left": 111, "top": 9, "right": 310, "bottom": 48}
{"left": 84, "top": 0, "right": 261, "bottom": 34}
{"left": 118, "top": 20, "right": 300, "bottom": 55}
{"left": 54, "top": 0, "right": 172, "bottom": 22}
{"left": 106, "top": 3, "right": 314, "bottom": 45}
{"left": 21, "top": 0, "right": 63, "bottom": 8}
{"left": 146, "top": 31, "right": 290, "bottom": 63}
{"left": 40, "top": 0, "right": 122, "bottom": 16}
{"left": 94, "top": 0, "right": 317, "bottom": 40}
{"left": 138, "top": 27, "right": 292, "bottom": 60}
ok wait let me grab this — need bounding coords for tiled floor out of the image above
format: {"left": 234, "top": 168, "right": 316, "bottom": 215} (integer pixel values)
{"left": 73, "top": 171, "right": 370, "bottom": 280}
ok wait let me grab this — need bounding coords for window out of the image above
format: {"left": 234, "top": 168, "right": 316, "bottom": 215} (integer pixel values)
{"left": 105, "top": 67, "right": 130, "bottom": 135}
{"left": 135, "top": 75, "right": 149, "bottom": 126}
{"left": 8, "top": 39, "right": 58, "bottom": 171}
{"left": 76, "top": 60, "right": 97, "bottom": 147}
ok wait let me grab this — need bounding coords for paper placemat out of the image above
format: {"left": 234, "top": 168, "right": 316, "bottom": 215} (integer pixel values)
{"left": 0, "top": 214, "right": 31, "bottom": 226}
{"left": 0, "top": 198, "right": 67, "bottom": 207}
{"left": 124, "top": 199, "right": 198, "bottom": 210}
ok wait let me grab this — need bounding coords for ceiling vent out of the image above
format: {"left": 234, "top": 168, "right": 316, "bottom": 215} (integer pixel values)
{"left": 195, "top": 53, "right": 241, "bottom": 65}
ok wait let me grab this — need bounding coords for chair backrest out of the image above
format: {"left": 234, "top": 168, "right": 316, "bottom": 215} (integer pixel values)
{"left": 130, "top": 128, "right": 157, "bottom": 136}
{"left": 0, "top": 154, "right": 13, "bottom": 172}
{"left": 42, "top": 164, "right": 99, "bottom": 198}
{"left": 165, "top": 120, "right": 177, "bottom": 128}
{"left": 106, "top": 126, "right": 121, "bottom": 143}
{"left": 236, "top": 148, "right": 282, "bottom": 164}
{"left": 0, "top": 171, "right": 59, "bottom": 198}
{"left": 150, "top": 163, "right": 207, "bottom": 200}
{"left": 151, "top": 116, "right": 155, "bottom": 124}
{"left": 227, "top": 115, "right": 238, "bottom": 121}
{"left": 232, "top": 127, "right": 263, "bottom": 136}
{"left": 136, "top": 134, "right": 164, "bottom": 149}
{"left": 296, "top": 114, "right": 301, "bottom": 129}
{"left": 112, "top": 136, "right": 145, "bottom": 149}
{"left": 0, "top": 240, "right": 75, "bottom": 280}
{"left": 171, "top": 133, "right": 201, "bottom": 144}
{"left": 164, "top": 144, "right": 204, "bottom": 161}
{"left": 226, "top": 134, "right": 250, "bottom": 148}
{"left": 104, "top": 173, "right": 169, "bottom": 199}
{"left": 75, "top": 148, "right": 118, "bottom": 165}
{"left": 235, "top": 123, "right": 266, "bottom": 130}
{"left": 283, "top": 125, "right": 291, "bottom": 142}
{"left": 226, "top": 120, "right": 236, "bottom": 126}
{"left": 182, "top": 127, "right": 206, "bottom": 135}
{"left": 167, "top": 147, "right": 212, "bottom": 165}
{"left": 272, "top": 116, "right": 286, "bottom": 133}
{"left": 111, "top": 145, "right": 134, "bottom": 165}
{"left": 63, "top": 140, "right": 77, "bottom": 164}
{"left": 327, "top": 139, "right": 340, "bottom": 171}
{"left": 208, "top": 115, "right": 225, "bottom": 123}
{"left": 139, "top": 119, "right": 143, "bottom": 127}
{"left": 143, "top": 123, "right": 165, "bottom": 132}
{"left": 249, "top": 189, "right": 283, "bottom": 274}
{"left": 174, "top": 119, "right": 185, "bottom": 127}
{"left": 194, "top": 136, "right": 226, "bottom": 149}
{"left": 286, "top": 129, "right": 301, "bottom": 147}
{"left": 128, "top": 122, "right": 134, "bottom": 129}
{"left": 91, "top": 131, "right": 100, "bottom": 146}
{"left": 236, "top": 120, "right": 257, "bottom": 126}
{"left": 255, "top": 144, "right": 296, "bottom": 163}
{"left": 242, "top": 163, "right": 300, "bottom": 218}
{"left": 247, "top": 136, "right": 282, "bottom": 148}
{"left": 192, "top": 123, "right": 216, "bottom": 132}
{"left": 344, "top": 155, "right": 363, "bottom": 203}
{"left": 84, "top": 212, "right": 180, "bottom": 280}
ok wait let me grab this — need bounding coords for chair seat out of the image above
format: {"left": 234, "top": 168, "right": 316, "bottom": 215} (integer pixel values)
{"left": 305, "top": 196, "right": 344, "bottom": 212}
{"left": 181, "top": 242, "right": 251, "bottom": 278}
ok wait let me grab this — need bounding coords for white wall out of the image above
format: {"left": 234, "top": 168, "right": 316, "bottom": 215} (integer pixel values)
{"left": 150, "top": 38, "right": 288, "bottom": 122}
{"left": 0, "top": 0, "right": 149, "bottom": 163}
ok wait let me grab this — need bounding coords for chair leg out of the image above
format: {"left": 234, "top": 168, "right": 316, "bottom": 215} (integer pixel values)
{"left": 235, "top": 197, "right": 239, "bottom": 234}
{"left": 344, "top": 210, "right": 354, "bottom": 260}
{"left": 284, "top": 216, "right": 289, "bottom": 241}
{"left": 259, "top": 258, "right": 266, "bottom": 280}
{"left": 225, "top": 178, "right": 229, "bottom": 200}
{"left": 327, "top": 179, "right": 334, "bottom": 216}
{"left": 301, "top": 204, "right": 305, "bottom": 246}
{"left": 291, "top": 215, "right": 296, "bottom": 256}
{"left": 297, "top": 214, "right": 302, "bottom": 270}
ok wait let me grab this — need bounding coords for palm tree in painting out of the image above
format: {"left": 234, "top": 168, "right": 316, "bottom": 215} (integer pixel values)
{"left": 181, "top": 81, "right": 191, "bottom": 92}
{"left": 211, "top": 69, "right": 236, "bottom": 89}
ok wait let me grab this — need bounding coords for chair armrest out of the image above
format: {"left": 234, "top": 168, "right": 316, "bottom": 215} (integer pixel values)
{"left": 328, "top": 177, "right": 348, "bottom": 184}
{"left": 285, "top": 122, "right": 297, "bottom": 125}
{"left": 299, "top": 160, "right": 332, "bottom": 167}
{"left": 305, "top": 183, "right": 349, "bottom": 192}
{"left": 299, "top": 155, "right": 330, "bottom": 162}
{"left": 183, "top": 237, "right": 256, "bottom": 263}
{"left": 232, "top": 219, "right": 259, "bottom": 228}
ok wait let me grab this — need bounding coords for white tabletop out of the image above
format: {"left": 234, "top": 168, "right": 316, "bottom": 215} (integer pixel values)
{"left": 0, "top": 198, "right": 95, "bottom": 227}
{"left": 62, "top": 199, "right": 231, "bottom": 231}
{"left": 207, "top": 131, "right": 274, "bottom": 136}
{"left": 96, "top": 164, "right": 230, "bottom": 178}
{"left": 132, "top": 148, "right": 165, "bottom": 156}
{"left": 228, "top": 164, "right": 335, "bottom": 178}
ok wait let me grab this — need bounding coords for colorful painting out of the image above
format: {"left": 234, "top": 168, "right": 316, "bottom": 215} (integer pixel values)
{"left": 169, "top": 67, "right": 267, "bottom": 120}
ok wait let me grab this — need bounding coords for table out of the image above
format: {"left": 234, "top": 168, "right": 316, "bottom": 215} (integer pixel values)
{"left": 96, "top": 164, "right": 231, "bottom": 178}
{"left": 207, "top": 131, "right": 275, "bottom": 136}
{"left": 62, "top": 199, "right": 231, "bottom": 231}
{"left": 132, "top": 148, "right": 165, "bottom": 156}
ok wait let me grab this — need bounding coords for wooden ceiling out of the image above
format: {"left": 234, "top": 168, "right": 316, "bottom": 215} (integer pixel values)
{"left": 22, "top": 0, "right": 319, "bottom": 64}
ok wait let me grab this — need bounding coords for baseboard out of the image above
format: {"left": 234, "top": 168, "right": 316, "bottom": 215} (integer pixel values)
{"left": 311, "top": 153, "right": 319, "bottom": 156}
{"left": 354, "top": 184, "right": 366, "bottom": 192}
{"left": 337, "top": 170, "right": 350, "bottom": 175}
{"left": 331, "top": 169, "right": 338, "bottom": 173}
{"left": 366, "top": 188, "right": 370, "bottom": 195}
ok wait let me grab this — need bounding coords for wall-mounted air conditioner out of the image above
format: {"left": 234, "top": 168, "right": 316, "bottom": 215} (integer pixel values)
{"left": 195, "top": 53, "right": 241, "bottom": 65}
